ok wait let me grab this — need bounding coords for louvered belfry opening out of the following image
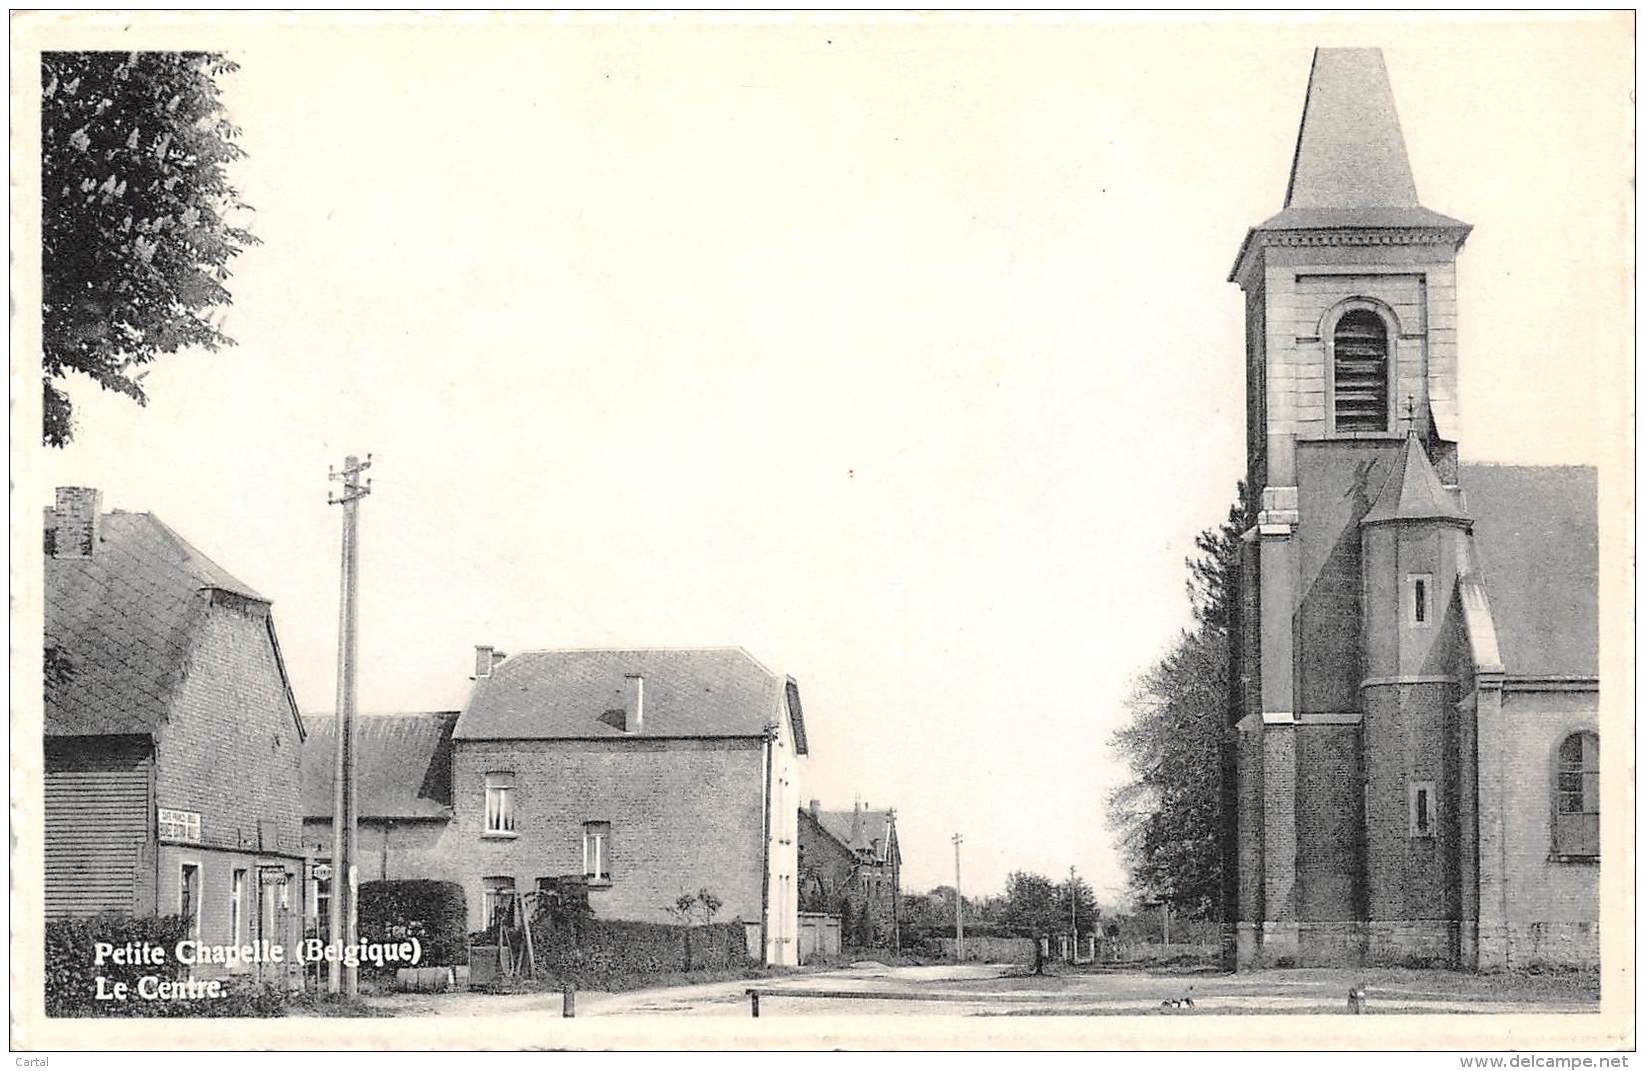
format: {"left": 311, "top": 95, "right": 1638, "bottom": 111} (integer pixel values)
{"left": 1333, "top": 309, "right": 1390, "bottom": 431}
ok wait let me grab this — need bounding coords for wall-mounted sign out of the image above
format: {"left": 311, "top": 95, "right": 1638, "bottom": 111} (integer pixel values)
{"left": 158, "top": 808, "right": 202, "bottom": 844}
{"left": 312, "top": 863, "right": 334, "bottom": 882}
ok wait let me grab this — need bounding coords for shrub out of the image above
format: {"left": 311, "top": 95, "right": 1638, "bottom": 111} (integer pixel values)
{"left": 45, "top": 914, "right": 288, "bottom": 1017}
{"left": 356, "top": 879, "right": 467, "bottom": 969}
{"left": 527, "top": 917, "right": 751, "bottom": 988}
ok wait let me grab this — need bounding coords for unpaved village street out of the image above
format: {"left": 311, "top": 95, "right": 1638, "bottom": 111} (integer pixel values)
{"left": 357, "top": 962, "right": 1599, "bottom": 1019}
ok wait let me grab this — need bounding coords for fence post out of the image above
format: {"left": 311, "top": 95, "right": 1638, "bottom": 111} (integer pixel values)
{"left": 747, "top": 988, "right": 760, "bottom": 1017}
{"left": 562, "top": 981, "right": 575, "bottom": 1018}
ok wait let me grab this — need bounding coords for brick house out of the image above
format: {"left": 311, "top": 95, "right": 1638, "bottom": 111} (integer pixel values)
{"left": 1226, "top": 50, "right": 1599, "bottom": 970}
{"left": 303, "top": 646, "right": 810, "bottom": 965}
{"left": 798, "top": 800, "right": 901, "bottom": 950}
{"left": 44, "top": 487, "right": 308, "bottom": 983}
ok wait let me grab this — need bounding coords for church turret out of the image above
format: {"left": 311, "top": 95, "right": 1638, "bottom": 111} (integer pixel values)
{"left": 1357, "top": 430, "right": 1472, "bottom": 964}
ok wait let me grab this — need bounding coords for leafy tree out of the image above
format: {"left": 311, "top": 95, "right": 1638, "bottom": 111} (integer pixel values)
{"left": 1185, "top": 479, "right": 1251, "bottom": 634}
{"left": 41, "top": 51, "right": 257, "bottom": 446}
{"left": 1108, "top": 483, "right": 1251, "bottom": 918}
{"left": 1107, "top": 627, "right": 1228, "bottom": 917}
{"left": 1000, "top": 871, "right": 1061, "bottom": 935}
{"left": 1056, "top": 874, "right": 1101, "bottom": 935}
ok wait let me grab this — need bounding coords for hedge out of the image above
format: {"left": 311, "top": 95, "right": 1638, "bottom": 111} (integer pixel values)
{"left": 357, "top": 879, "right": 468, "bottom": 969}
{"left": 45, "top": 914, "right": 287, "bottom": 1017}
{"left": 526, "top": 917, "right": 750, "bottom": 988}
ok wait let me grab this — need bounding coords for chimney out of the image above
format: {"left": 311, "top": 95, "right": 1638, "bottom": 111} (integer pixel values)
{"left": 474, "top": 645, "right": 495, "bottom": 679}
{"left": 810, "top": 799, "right": 820, "bottom": 819}
{"left": 52, "top": 487, "right": 102, "bottom": 558}
{"left": 624, "top": 674, "right": 644, "bottom": 734}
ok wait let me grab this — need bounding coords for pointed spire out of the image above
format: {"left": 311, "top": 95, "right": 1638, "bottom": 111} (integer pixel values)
{"left": 1285, "top": 49, "right": 1418, "bottom": 210}
{"left": 1230, "top": 47, "right": 1470, "bottom": 283}
{"left": 1361, "top": 430, "right": 1470, "bottom": 527}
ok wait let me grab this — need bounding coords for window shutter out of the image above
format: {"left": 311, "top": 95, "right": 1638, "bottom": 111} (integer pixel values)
{"left": 1333, "top": 310, "right": 1390, "bottom": 432}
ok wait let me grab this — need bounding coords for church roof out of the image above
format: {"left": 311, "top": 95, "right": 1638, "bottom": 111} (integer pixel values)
{"left": 1459, "top": 464, "right": 1598, "bottom": 678}
{"left": 1360, "top": 432, "right": 1470, "bottom": 527}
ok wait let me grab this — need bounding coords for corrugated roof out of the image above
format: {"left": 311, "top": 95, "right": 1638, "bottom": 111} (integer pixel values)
{"left": 1459, "top": 464, "right": 1598, "bottom": 678}
{"left": 301, "top": 712, "right": 459, "bottom": 819}
{"left": 1361, "top": 432, "right": 1471, "bottom": 527}
{"left": 44, "top": 510, "right": 283, "bottom": 737}
{"left": 452, "top": 648, "right": 787, "bottom": 742}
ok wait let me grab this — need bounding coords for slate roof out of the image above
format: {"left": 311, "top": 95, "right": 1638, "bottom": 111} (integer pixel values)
{"left": 1460, "top": 464, "right": 1598, "bottom": 678}
{"left": 453, "top": 647, "right": 804, "bottom": 749}
{"left": 815, "top": 806, "right": 898, "bottom": 865}
{"left": 1361, "top": 432, "right": 1471, "bottom": 527}
{"left": 44, "top": 509, "right": 288, "bottom": 737}
{"left": 1285, "top": 48, "right": 1420, "bottom": 212}
{"left": 301, "top": 712, "right": 459, "bottom": 819}
{"left": 1230, "top": 48, "right": 1470, "bottom": 282}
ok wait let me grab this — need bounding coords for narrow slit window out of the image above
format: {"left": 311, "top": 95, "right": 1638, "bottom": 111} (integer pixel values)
{"left": 1333, "top": 309, "right": 1390, "bottom": 432}
{"left": 1407, "top": 573, "right": 1434, "bottom": 628}
{"left": 1408, "top": 781, "right": 1436, "bottom": 838}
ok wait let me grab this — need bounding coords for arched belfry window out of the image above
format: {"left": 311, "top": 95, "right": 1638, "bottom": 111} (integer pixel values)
{"left": 1332, "top": 308, "right": 1391, "bottom": 432}
{"left": 1553, "top": 731, "right": 1599, "bottom": 859}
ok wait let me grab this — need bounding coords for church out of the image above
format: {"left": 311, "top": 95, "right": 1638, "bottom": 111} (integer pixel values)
{"left": 1225, "top": 49, "right": 1599, "bottom": 971}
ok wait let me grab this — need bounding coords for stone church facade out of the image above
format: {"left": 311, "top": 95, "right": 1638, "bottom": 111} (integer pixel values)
{"left": 1225, "top": 49, "right": 1599, "bottom": 971}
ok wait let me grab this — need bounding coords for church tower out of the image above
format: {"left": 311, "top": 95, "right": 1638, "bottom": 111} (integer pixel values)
{"left": 1227, "top": 48, "right": 1476, "bottom": 968}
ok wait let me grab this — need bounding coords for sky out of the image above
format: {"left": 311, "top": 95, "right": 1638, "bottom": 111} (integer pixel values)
{"left": 18, "top": 13, "right": 1632, "bottom": 901}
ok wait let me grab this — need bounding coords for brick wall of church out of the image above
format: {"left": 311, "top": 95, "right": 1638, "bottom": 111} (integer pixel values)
{"left": 1293, "top": 726, "right": 1362, "bottom": 922}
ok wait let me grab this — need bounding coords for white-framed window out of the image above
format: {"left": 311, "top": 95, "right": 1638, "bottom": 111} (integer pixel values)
{"left": 484, "top": 772, "right": 516, "bottom": 836}
{"left": 1408, "top": 781, "right": 1437, "bottom": 838}
{"left": 482, "top": 876, "right": 516, "bottom": 930}
{"left": 179, "top": 861, "right": 202, "bottom": 941}
{"left": 1553, "top": 731, "right": 1599, "bottom": 859}
{"left": 230, "top": 869, "right": 247, "bottom": 947}
{"left": 583, "top": 821, "right": 611, "bottom": 883}
{"left": 159, "top": 808, "right": 202, "bottom": 844}
{"left": 1407, "top": 573, "right": 1434, "bottom": 628}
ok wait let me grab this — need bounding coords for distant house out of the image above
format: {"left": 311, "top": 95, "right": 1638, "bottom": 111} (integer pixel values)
{"left": 798, "top": 800, "right": 901, "bottom": 950}
{"left": 302, "top": 646, "right": 810, "bottom": 965}
{"left": 299, "top": 712, "right": 461, "bottom": 938}
{"left": 44, "top": 487, "right": 308, "bottom": 982}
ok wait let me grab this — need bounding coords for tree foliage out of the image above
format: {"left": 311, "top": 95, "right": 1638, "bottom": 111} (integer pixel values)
{"left": 1108, "top": 482, "right": 1251, "bottom": 918}
{"left": 999, "top": 871, "right": 1101, "bottom": 936}
{"left": 1185, "top": 479, "right": 1251, "bottom": 635}
{"left": 42, "top": 51, "right": 257, "bottom": 446}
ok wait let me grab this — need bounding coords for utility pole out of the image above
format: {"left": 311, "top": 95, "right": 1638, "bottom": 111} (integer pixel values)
{"left": 951, "top": 833, "right": 964, "bottom": 963}
{"left": 327, "top": 453, "right": 372, "bottom": 996}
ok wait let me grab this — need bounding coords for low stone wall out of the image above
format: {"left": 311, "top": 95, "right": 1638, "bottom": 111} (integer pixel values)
{"left": 930, "top": 936, "right": 1035, "bottom": 963}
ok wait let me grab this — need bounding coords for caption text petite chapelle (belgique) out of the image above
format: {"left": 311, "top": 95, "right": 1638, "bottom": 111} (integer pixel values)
{"left": 89, "top": 938, "right": 423, "bottom": 1001}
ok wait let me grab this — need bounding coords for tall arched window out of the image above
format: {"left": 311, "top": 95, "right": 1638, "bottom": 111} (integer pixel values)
{"left": 1332, "top": 308, "right": 1391, "bottom": 432}
{"left": 1554, "top": 731, "right": 1599, "bottom": 859}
